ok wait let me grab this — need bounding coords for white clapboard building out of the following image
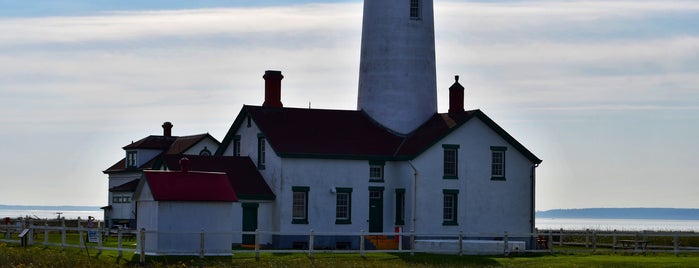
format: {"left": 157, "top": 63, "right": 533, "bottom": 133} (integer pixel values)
{"left": 104, "top": 0, "right": 541, "bottom": 252}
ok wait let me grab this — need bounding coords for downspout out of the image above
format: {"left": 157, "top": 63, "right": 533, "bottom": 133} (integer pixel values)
{"left": 530, "top": 163, "right": 539, "bottom": 247}
{"left": 408, "top": 161, "right": 418, "bottom": 235}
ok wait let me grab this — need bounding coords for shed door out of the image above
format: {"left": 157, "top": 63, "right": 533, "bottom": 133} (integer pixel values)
{"left": 242, "top": 203, "right": 259, "bottom": 245}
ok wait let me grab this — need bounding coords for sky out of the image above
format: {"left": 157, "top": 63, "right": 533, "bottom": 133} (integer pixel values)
{"left": 1, "top": 0, "right": 698, "bottom": 211}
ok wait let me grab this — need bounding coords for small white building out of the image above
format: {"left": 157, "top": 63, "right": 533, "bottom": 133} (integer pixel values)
{"left": 133, "top": 158, "right": 238, "bottom": 255}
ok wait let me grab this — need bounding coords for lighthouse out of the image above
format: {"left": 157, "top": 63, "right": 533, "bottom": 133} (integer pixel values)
{"left": 357, "top": 0, "right": 437, "bottom": 135}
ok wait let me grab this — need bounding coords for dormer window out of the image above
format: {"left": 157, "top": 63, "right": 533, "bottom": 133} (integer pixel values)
{"left": 126, "top": 151, "right": 138, "bottom": 168}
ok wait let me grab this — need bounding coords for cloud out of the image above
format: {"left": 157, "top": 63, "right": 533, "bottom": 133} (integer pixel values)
{"left": 1, "top": 0, "right": 699, "bottom": 207}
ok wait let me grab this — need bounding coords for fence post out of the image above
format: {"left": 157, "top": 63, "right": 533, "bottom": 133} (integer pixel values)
{"left": 592, "top": 230, "right": 597, "bottom": 252}
{"left": 28, "top": 219, "right": 34, "bottom": 245}
{"left": 398, "top": 227, "right": 403, "bottom": 251}
{"left": 79, "top": 220, "right": 85, "bottom": 250}
{"left": 548, "top": 230, "right": 553, "bottom": 254}
{"left": 117, "top": 229, "right": 123, "bottom": 258}
{"left": 139, "top": 228, "right": 146, "bottom": 265}
{"left": 559, "top": 228, "right": 563, "bottom": 247}
{"left": 44, "top": 221, "right": 49, "bottom": 246}
{"left": 503, "top": 231, "right": 509, "bottom": 256}
{"left": 255, "top": 229, "right": 261, "bottom": 261}
{"left": 308, "top": 229, "right": 314, "bottom": 259}
{"left": 458, "top": 231, "right": 463, "bottom": 256}
{"left": 61, "top": 219, "right": 66, "bottom": 251}
{"left": 634, "top": 232, "right": 639, "bottom": 253}
{"left": 674, "top": 232, "right": 679, "bottom": 257}
{"left": 612, "top": 229, "right": 617, "bottom": 253}
{"left": 585, "top": 229, "right": 590, "bottom": 248}
{"left": 410, "top": 230, "right": 415, "bottom": 256}
{"left": 359, "top": 229, "right": 365, "bottom": 257}
{"left": 200, "top": 228, "right": 205, "bottom": 259}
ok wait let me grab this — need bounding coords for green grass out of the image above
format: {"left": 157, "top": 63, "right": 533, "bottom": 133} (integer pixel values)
{"left": 3, "top": 242, "right": 699, "bottom": 268}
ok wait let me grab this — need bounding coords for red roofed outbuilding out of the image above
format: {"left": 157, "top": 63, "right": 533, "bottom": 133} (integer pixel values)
{"left": 133, "top": 164, "right": 237, "bottom": 256}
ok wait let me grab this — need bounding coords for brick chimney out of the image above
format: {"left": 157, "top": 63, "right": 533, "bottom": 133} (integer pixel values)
{"left": 162, "top": 122, "right": 173, "bottom": 137}
{"left": 179, "top": 157, "right": 190, "bottom": 173}
{"left": 263, "top": 70, "right": 284, "bottom": 108}
{"left": 448, "top": 75, "right": 465, "bottom": 115}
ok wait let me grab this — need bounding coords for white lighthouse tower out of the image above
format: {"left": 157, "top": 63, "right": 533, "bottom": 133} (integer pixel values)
{"left": 357, "top": 0, "right": 437, "bottom": 135}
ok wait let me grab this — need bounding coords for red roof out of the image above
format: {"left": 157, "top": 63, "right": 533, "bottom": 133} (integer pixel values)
{"left": 246, "top": 106, "right": 403, "bottom": 157}
{"left": 105, "top": 133, "right": 219, "bottom": 173}
{"left": 162, "top": 155, "right": 275, "bottom": 200}
{"left": 216, "top": 105, "right": 541, "bottom": 164}
{"left": 142, "top": 170, "right": 237, "bottom": 202}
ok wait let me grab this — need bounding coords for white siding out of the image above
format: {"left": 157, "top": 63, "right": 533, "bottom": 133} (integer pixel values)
{"left": 411, "top": 118, "right": 534, "bottom": 235}
{"left": 183, "top": 137, "right": 219, "bottom": 156}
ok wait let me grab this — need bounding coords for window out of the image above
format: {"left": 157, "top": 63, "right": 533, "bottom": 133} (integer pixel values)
{"left": 335, "top": 188, "right": 352, "bottom": 224}
{"left": 126, "top": 151, "right": 137, "bottom": 168}
{"left": 369, "top": 160, "right": 385, "bottom": 182}
{"left": 491, "top": 146, "right": 507, "bottom": 180}
{"left": 292, "top": 186, "right": 309, "bottom": 224}
{"left": 395, "top": 189, "right": 405, "bottom": 225}
{"left": 233, "top": 135, "right": 241, "bottom": 156}
{"left": 257, "top": 134, "right": 266, "bottom": 170}
{"left": 443, "top": 144, "right": 459, "bottom": 179}
{"left": 443, "top": 189, "right": 459, "bottom": 226}
{"left": 410, "top": 0, "right": 421, "bottom": 19}
{"left": 199, "top": 146, "right": 211, "bottom": 156}
{"left": 112, "top": 196, "right": 131, "bottom": 203}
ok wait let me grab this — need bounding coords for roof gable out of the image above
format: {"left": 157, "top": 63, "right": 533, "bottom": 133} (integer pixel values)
{"left": 216, "top": 106, "right": 541, "bottom": 164}
{"left": 161, "top": 155, "right": 275, "bottom": 200}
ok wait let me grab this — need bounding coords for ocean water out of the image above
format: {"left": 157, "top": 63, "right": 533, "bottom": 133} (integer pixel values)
{"left": 0, "top": 209, "right": 103, "bottom": 221}
{"left": 2, "top": 209, "right": 698, "bottom": 232}
{"left": 537, "top": 217, "right": 699, "bottom": 232}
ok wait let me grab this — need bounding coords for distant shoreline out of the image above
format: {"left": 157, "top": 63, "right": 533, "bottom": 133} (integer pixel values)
{"left": 537, "top": 208, "right": 699, "bottom": 220}
{"left": 0, "top": 205, "right": 101, "bottom": 212}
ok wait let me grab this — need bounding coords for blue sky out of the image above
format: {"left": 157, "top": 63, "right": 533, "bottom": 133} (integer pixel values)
{"left": 1, "top": 0, "right": 698, "bottom": 210}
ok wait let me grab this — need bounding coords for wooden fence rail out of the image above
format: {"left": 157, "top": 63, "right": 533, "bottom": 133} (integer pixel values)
{"left": 2, "top": 222, "right": 699, "bottom": 257}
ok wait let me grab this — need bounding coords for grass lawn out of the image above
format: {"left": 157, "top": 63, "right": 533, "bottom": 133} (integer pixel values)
{"left": 3, "top": 242, "right": 699, "bottom": 267}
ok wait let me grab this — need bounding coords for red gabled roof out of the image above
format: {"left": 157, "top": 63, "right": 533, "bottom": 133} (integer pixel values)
{"left": 216, "top": 105, "right": 541, "bottom": 164}
{"left": 165, "top": 134, "right": 216, "bottom": 155}
{"left": 104, "top": 134, "right": 220, "bottom": 173}
{"left": 143, "top": 170, "right": 237, "bottom": 202}
{"left": 161, "top": 155, "right": 275, "bottom": 200}
{"left": 237, "top": 106, "right": 403, "bottom": 158}
{"left": 123, "top": 135, "right": 177, "bottom": 150}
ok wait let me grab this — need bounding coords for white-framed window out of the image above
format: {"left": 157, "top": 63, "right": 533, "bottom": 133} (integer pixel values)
{"left": 233, "top": 135, "right": 241, "bottom": 156}
{"left": 112, "top": 196, "right": 131, "bottom": 203}
{"left": 126, "top": 151, "right": 138, "bottom": 168}
{"left": 395, "top": 189, "right": 405, "bottom": 225}
{"left": 369, "top": 160, "right": 385, "bottom": 182}
{"left": 257, "top": 134, "right": 266, "bottom": 170}
{"left": 292, "top": 186, "right": 309, "bottom": 224}
{"left": 491, "top": 146, "right": 507, "bottom": 180}
{"left": 335, "top": 188, "right": 352, "bottom": 224}
{"left": 442, "top": 189, "right": 459, "bottom": 226}
{"left": 410, "top": 0, "right": 421, "bottom": 19}
{"left": 443, "top": 144, "right": 459, "bottom": 179}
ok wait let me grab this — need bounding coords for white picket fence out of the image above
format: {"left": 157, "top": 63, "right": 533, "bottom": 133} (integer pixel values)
{"left": 2, "top": 221, "right": 699, "bottom": 259}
